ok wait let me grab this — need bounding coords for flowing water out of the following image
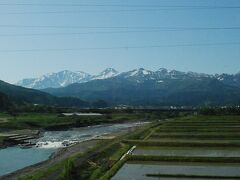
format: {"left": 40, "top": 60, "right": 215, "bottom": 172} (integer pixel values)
{"left": 0, "top": 122, "right": 146, "bottom": 176}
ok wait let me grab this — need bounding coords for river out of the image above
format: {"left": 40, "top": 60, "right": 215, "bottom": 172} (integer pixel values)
{"left": 0, "top": 122, "right": 146, "bottom": 176}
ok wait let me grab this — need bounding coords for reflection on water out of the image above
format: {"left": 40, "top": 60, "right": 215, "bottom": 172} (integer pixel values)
{"left": 133, "top": 147, "right": 240, "bottom": 157}
{"left": 113, "top": 163, "right": 240, "bottom": 180}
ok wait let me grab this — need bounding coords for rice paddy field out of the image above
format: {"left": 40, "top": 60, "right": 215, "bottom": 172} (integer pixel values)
{"left": 112, "top": 116, "right": 240, "bottom": 180}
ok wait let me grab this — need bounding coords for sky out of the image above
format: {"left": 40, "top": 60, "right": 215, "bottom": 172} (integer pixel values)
{"left": 0, "top": 0, "right": 239, "bottom": 83}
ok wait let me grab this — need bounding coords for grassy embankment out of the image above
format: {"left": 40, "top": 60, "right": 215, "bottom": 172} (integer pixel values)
{"left": 18, "top": 151, "right": 84, "bottom": 180}
{"left": 72, "top": 122, "right": 160, "bottom": 180}
{"left": 18, "top": 141, "right": 131, "bottom": 180}
{"left": 0, "top": 136, "right": 5, "bottom": 147}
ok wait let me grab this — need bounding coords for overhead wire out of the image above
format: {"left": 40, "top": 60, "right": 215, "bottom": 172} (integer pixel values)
{"left": 0, "top": 27, "right": 239, "bottom": 37}
{"left": 0, "top": 42, "right": 239, "bottom": 53}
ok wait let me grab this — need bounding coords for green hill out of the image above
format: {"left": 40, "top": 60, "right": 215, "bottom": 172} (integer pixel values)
{"left": 0, "top": 80, "right": 89, "bottom": 108}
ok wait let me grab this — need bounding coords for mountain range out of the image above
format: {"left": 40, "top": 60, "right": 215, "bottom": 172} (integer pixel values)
{"left": 2, "top": 67, "right": 238, "bottom": 107}
{"left": 16, "top": 68, "right": 240, "bottom": 90}
{"left": 16, "top": 68, "right": 119, "bottom": 89}
{"left": 32, "top": 68, "right": 240, "bottom": 107}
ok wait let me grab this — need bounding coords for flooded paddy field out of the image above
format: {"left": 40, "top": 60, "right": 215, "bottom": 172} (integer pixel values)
{"left": 112, "top": 162, "right": 240, "bottom": 180}
{"left": 112, "top": 116, "right": 240, "bottom": 179}
{"left": 157, "top": 128, "right": 240, "bottom": 133}
{"left": 155, "top": 129, "right": 240, "bottom": 133}
{"left": 150, "top": 133, "right": 240, "bottom": 140}
{"left": 133, "top": 146, "right": 240, "bottom": 157}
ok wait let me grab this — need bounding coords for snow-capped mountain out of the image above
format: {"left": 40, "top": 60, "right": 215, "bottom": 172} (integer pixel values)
{"left": 92, "top": 68, "right": 119, "bottom": 80}
{"left": 16, "top": 70, "right": 91, "bottom": 89}
{"left": 42, "top": 68, "right": 240, "bottom": 106}
{"left": 16, "top": 68, "right": 119, "bottom": 89}
{"left": 118, "top": 68, "right": 213, "bottom": 83}
{"left": 215, "top": 73, "right": 240, "bottom": 87}
{"left": 16, "top": 67, "right": 240, "bottom": 90}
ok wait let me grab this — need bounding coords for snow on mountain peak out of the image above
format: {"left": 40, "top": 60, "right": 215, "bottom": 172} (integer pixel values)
{"left": 128, "top": 68, "right": 152, "bottom": 77}
{"left": 17, "top": 67, "right": 239, "bottom": 90}
{"left": 92, "top": 68, "right": 119, "bottom": 80}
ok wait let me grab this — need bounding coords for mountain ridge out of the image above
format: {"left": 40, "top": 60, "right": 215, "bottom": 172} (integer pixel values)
{"left": 0, "top": 80, "right": 89, "bottom": 108}
{"left": 16, "top": 68, "right": 119, "bottom": 89}
{"left": 16, "top": 68, "right": 240, "bottom": 89}
{"left": 42, "top": 68, "right": 240, "bottom": 106}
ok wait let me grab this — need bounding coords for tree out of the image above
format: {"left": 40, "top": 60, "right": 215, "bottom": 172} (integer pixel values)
{"left": 92, "top": 100, "right": 108, "bottom": 108}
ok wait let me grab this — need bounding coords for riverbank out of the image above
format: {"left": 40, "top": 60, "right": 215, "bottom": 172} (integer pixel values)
{"left": 0, "top": 111, "right": 155, "bottom": 132}
{"left": 0, "top": 111, "right": 156, "bottom": 149}
{"left": 0, "top": 122, "right": 145, "bottom": 179}
{"left": 1, "top": 139, "right": 99, "bottom": 180}
{"left": 0, "top": 129, "right": 42, "bottom": 150}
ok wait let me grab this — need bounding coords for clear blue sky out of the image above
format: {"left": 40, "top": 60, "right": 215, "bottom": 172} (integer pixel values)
{"left": 0, "top": 0, "right": 239, "bottom": 83}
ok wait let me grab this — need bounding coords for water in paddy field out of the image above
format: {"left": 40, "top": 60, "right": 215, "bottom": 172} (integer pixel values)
{"left": 133, "top": 147, "right": 240, "bottom": 157}
{"left": 0, "top": 122, "right": 146, "bottom": 176}
{"left": 112, "top": 163, "right": 240, "bottom": 180}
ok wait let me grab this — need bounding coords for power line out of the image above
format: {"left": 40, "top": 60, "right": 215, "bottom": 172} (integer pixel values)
{"left": 1, "top": 7, "right": 239, "bottom": 15}
{"left": 1, "top": 6, "right": 240, "bottom": 15}
{"left": 0, "top": 28, "right": 240, "bottom": 37}
{"left": 0, "top": 3, "right": 239, "bottom": 9}
{"left": 0, "top": 42, "right": 239, "bottom": 53}
{"left": 0, "top": 25, "right": 240, "bottom": 30}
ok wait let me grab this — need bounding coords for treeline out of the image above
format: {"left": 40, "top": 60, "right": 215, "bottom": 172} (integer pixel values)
{"left": 0, "top": 92, "right": 13, "bottom": 110}
{"left": 5, "top": 100, "right": 108, "bottom": 114}
{"left": 0, "top": 80, "right": 109, "bottom": 110}
{"left": 199, "top": 107, "right": 240, "bottom": 115}
{"left": 0, "top": 93, "right": 109, "bottom": 114}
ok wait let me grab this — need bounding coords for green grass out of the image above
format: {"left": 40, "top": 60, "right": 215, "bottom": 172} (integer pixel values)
{"left": 0, "top": 113, "right": 72, "bottom": 130}
{"left": 152, "top": 132, "right": 240, "bottom": 136}
{"left": 99, "top": 157, "right": 129, "bottom": 180}
{"left": 0, "top": 136, "right": 4, "bottom": 147}
{"left": 127, "top": 122, "right": 160, "bottom": 140}
{"left": 129, "top": 155, "right": 240, "bottom": 163}
{"left": 172, "top": 115, "right": 240, "bottom": 123}
{"left": 19, "top": 152, "right": 83, "bottom": 180}
{"left": 110, "top": 143, "right": 130, "bottom": 161}
{"left": 150, "top": 134, "right": 240, "bottom": 140}
{"left": 75, "top": 142, "right": 130, "bottom": 180}
{"left": 124, "top": 139, "right": 240, "bottom": 147}
{"left": 135, "top": 146, "right": 240, "bottom": 151}
{"left": 110, "top": 113, "right": 148, "bottom": 122}
{"left": 0, "top": 112, "right": 155, "bottom": 131}
{"left": 156, "top": 129, "right": 240, "bottom": 133}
